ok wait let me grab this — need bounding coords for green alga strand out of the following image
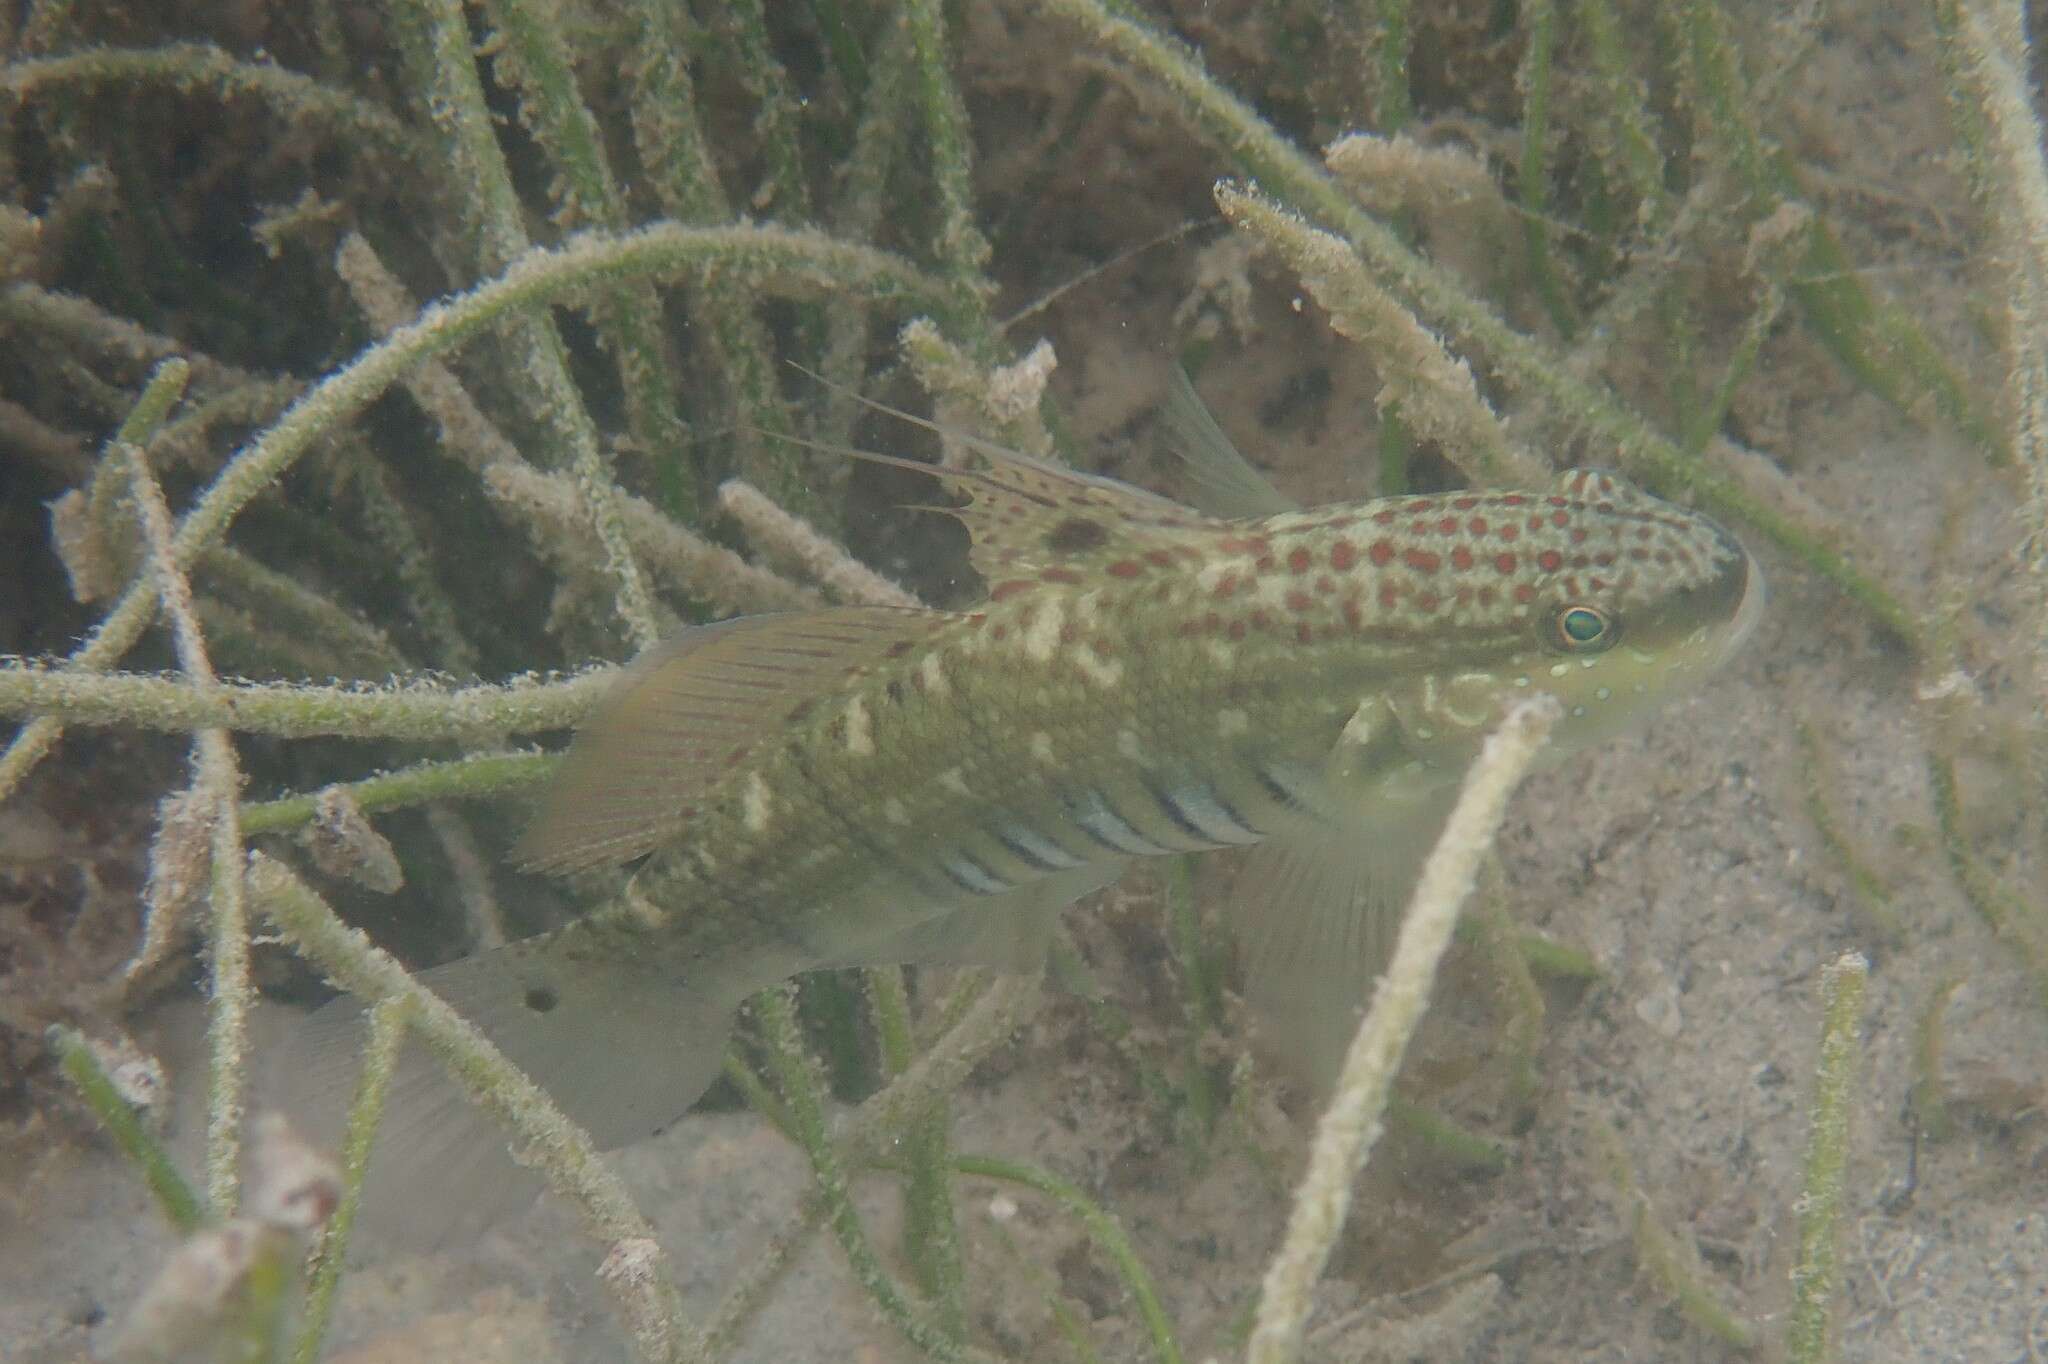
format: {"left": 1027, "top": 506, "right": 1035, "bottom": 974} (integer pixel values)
{"left": 1682, "top": 277, "right": 1782, "bottom": 456}
{"left": 619, "top": 0, "right": 802, "bottom": 520}
{"left": 391, "top": 0, "right": 663, "bottom": 640}
{"left": 1574, "top": 0, "right": 1672, "bottom": 236}
{"left": 1364, "top": 0, "right": 1412, "bottom": 132}
{"left": 954, "top": 1154, "right": 1187, "bottom": 1364}
{"left": 1590, "top": 1115, "right": 1760, "bottom": 1350}
{"left": 1787, "top": 952, "right": 1868, "bottom": 1364}
{"left": 0, "top": 43, "right": 422, "bottom": 163}
{"left": 903, "top": 0, "right": 992, "bottom": 288}
{"left": 755, "top": 986, "right": 981, "bottom": 1363}
{"left": 293, "top": 996, "right": 409, "bottom": 1364}
{"left": 49, "top": 1025, "right": 205, "bottom": 1232}
{"left": 1673, "top": 0, "right": 2002, "bottom": 464}
{"left": 240, "top": 751, "right": 552, "bottom": 836}
{"left": 1909, "top": 975, "right": 1962, "bottom": 1143}
{"left": 1793, "top": 720, "right": 1900, "bottom": 941}
{"left": 870, "top": 969, "right": 968, "bottom": 1340}
{"left": 0, "top": 664, "right": 614, "bottom": 740}
{"left": 1929, "top": 748, "right": 2048, "bottom": 1016}
{"left": 1515, "top": 0, "right": 1574, "bottom": 336}
{"left": 479, "top": 0, "right": 690, "bottom": 510}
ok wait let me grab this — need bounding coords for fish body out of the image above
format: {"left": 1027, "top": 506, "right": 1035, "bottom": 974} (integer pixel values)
{"left": 285, "top": 387, "right": 1762, "bottom": 1239}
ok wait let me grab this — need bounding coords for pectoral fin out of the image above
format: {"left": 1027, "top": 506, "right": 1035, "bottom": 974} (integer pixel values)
{"left": 1223, "top": 706, "right": 1457, "bottom": 1090}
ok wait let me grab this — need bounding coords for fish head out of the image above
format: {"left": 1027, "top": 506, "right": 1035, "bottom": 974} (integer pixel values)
{"left": 1366, "top": 467, "right": 1763, "bottom": 772}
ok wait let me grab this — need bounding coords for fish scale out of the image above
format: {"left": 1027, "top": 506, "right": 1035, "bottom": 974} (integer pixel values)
{"left": 279, "top": 380, "right": 1764, "bottom": 1242}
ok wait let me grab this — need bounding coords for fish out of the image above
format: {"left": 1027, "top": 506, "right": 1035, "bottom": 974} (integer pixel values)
{"left": 275, "top": 371, "right": 1763, "bottom": 1241}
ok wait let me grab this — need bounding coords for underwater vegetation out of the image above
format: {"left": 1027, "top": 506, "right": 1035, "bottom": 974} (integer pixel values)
{"left": 3, "top": 0, "right": 2048, "bottom": 1360}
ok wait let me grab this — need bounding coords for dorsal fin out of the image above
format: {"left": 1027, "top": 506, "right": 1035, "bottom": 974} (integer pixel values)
{"left": 784, "top": 365, "right": 1229, "bottom": 582}
{"left": 514, "top": 607, "right": 953, "bottom": 874}
{"left": 1159, "top": 365, "right": 1299, "bottom": 518}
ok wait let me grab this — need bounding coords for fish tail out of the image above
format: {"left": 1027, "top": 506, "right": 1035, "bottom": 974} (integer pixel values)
{"left": 263, "top": 913, "right": 782, "bottom": 1248}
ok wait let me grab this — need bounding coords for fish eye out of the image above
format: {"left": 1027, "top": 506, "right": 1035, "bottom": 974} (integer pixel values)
{"left": 1552, "top": 604, "right": 1617, "bottom": 652}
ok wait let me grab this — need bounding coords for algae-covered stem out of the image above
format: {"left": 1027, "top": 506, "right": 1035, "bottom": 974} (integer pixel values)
{"left": 116, "top": 360, "right": 259, "bottom": 1215}
{"left": 1788, "top": 952, "right": 1869, "bottom": 1364}
{"left": 1247, "top": 696, "right": 1560, "bottom": 1364}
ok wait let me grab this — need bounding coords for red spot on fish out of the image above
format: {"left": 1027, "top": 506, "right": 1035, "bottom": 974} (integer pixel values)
{"left": 1451, "top": 546, "right": 1474, "bottom": 570}
{"left": 1527, "top": 515, "right": 1546, "bottom": 532}
{"left": 1228, "top": 620, "right": 1247, "bottom": 640}
{"left": 1369, "top": 540, "right": 1395, "bottom": 567}
{"left": 1343, "top": 598, "right": 1363, "bottom": 628}
{"left": 1287, "top": 547, "right": 1312, "bottom": 574}
{"left": 1218, "top": 535, "right": 1268, "bottom": 554}
{"left": 990, "top": 580, "right": 1035, "bottom": 601}
{"left": 1256, "top": 554, "right": 1277, "bottom": 573}
{"left": 1455, "top": 586, "right": 1472, "bottom": 605}
{"left": 1213, "top": 573, "right": 1240, "bottom": 599}
{"left": 1548, "top": 495, "right": 1569, "bottom": 508}
{"left": 1570, "top": 527, "right": 1588, "bottom": 544}
{"left": 1513, "top": 583, "right": 1537, "bottom": 604}
{"left": 1041, "top": 566, "right": 1082, "bottom": 584}
{"left": 1410, "top": 519, "right": 1431, "bottom": 535}
{"left": 1499, "top": 524, "right": 1519, "bottom": 543}
{"left": 1314, "top": 575, "right": 1335, "bottom": 595}
{"left": 1327, "top": 515, "right": 1356, "bottom": 530}
{"left": 1594, "top": 551, "right": 1615, "bottom": 566}
{"left": 1250, "top": 609, "right": 1271, "bottom": 630}
{"left": 1537, "top": 550, "right": 1564, "bottom": 572}
{"left": 1453, "top": 496, "right": 1479, "bottom": 510}
{"left": 1405, "top": 499, "right": 1434, "bottom": 513}
{"left": 1144, "top": 549, "right": 1176, "bottom": 568}
{"left": 1494, "top": 553, "right": 1518, "bottom": 574}
{"left": 1331, "top": 541, "right": 1358, "bottom": 571}
{"left": 1103, "top": 560, "right": 1143, "bottom": 579}
{"left": 991, "top": 624, "right": 1009, "bottom": 640}
{"left": 1438, "top": 516, "right": 1460, "bottom": 535}
{"left": 1552, "top": 510, "right": 1571, "bottom": 528}
{"left": 1416, "top": 591, "right": 1440, "bottom": 612}
{"left": 1379, "top": 582, "right": 1400, "bottom": 609}
{"left": 1373, "top": 509, "right": 1397, "bottom": 526}
{"left": 1285, "top": 590, "right": 1312, "bottom": 613}
{"left": 1205, "top": 611, "right": 1222, "bottom": 632}
{"left": 1502, "top": 494, "right": 1526, "bottom": 507}
{"left": 1636, "top": 526, "right": 1655, "bottom": 541}
{"left": 1478, "top": 586, "right": 1496, "bottom": 605}
{"left": 1468, "top": 517, "right": 1489, "bottom": 535}
{"left": 1296, "top": 622, "right": 1314, "bottom": 644}
{"left": 1404, "top": 548, "right": 1441, "bottom": 573}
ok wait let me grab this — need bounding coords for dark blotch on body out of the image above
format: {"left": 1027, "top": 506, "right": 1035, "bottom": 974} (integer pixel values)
{"left": 1045, "top": 517, "right": 1109, "bottom": 553}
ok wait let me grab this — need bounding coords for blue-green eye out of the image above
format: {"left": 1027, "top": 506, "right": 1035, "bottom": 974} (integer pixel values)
{"left": 1554, "top": 605, "right": 1616, "bottom": 651}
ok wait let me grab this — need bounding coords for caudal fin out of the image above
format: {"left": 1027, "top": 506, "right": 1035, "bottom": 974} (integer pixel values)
{"left": 262, "top": 926, "right": 758, "bottom": 1249}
